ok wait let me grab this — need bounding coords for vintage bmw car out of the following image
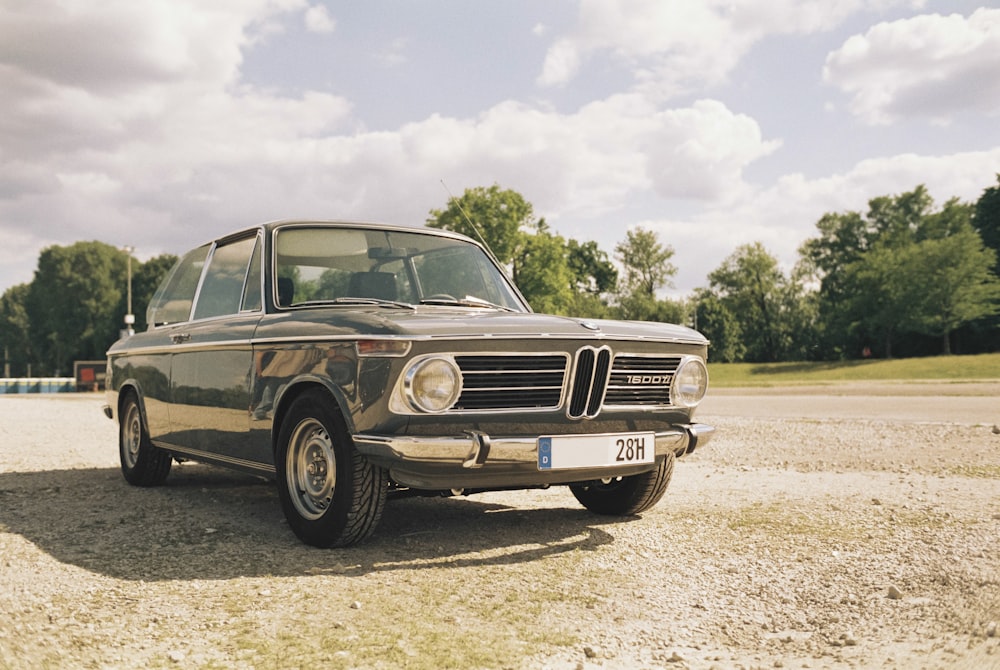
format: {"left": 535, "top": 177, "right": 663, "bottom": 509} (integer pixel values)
{"left": 105, "top": 221, "right": 714, "bottom": 547}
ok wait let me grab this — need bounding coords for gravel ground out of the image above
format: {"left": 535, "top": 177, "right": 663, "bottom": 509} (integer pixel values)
{"left": 0, "top": 390, "right": 998, "bottom": 670}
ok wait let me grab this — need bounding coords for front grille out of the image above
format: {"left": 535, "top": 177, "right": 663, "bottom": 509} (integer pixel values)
{"left": 604, "top": 355, "right": 681, "bottom": 407}
{"left": 567, "top": 347, "right": 612, "bottom": 419}
{"left": 445, "top": 351, "right": 682, "bottom": 415}
{"left": 454, "top": 355, "right": 567, "bottom": 410}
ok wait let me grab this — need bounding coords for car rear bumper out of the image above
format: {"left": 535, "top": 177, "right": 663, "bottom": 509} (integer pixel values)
{"left": 353, "top": 423, "right": 714, "bottom": 490}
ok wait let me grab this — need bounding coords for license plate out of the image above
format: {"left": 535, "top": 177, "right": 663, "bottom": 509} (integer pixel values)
{"left": 537, "top": 432, "right": 655, "bottom": 470}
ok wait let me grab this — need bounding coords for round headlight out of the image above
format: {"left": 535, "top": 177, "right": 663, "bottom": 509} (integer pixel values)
{"left": 404, "top": 356, "right": 462, "bottom": 413}
{"left": 671, "top": 357, "right": 708, "bottom": 408}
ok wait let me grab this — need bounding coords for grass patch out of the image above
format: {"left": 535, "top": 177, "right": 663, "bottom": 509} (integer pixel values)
{"left": 727, "top": 502, "right": 865, "bottom": 541}
{"left": 944, "top": 464, "right": 1000, "bottom": 480}
{"left": 708, "top": 352, "right": 1000, "bottom": 386}
{"left": 186, "top": 558, "right": 586, "bottom": 670}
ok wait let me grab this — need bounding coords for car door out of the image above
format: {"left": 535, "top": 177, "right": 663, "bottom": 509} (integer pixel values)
{"left": 167, "top": 233, "right": 267, "bottom": 468}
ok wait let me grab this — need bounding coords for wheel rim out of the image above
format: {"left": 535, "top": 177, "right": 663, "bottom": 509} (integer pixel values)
{"left": 286, "top": 418, "right": 337, "bottom": 521}
{"left": 122, "top": 403, "right": 142, "bottom": 469}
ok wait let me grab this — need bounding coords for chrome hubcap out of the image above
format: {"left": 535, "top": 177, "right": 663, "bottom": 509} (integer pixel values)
{"left": 287, "top": 419, "right": 336, "bottom": 520}
{"left": 123, "top": 404, "right": 141, "bottom": 468}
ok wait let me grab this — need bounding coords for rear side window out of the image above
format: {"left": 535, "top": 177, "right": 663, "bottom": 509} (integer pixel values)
{"left": 193, "top": 236, "right": 258, "bottom": 321}
{"left": 147, "top": 245, "right": 210, "bottom": 326}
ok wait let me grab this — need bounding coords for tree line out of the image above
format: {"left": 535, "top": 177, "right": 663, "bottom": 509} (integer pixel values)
{"left": 2, "top": 178, "right": 998, "bottom": 376}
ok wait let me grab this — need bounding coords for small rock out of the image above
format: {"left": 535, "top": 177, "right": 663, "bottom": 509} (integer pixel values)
{"left": 350, "top": 601, "right": 362, "bottom": 610}
{"left": 583, "top": 645, "right": 599, "bottom": 659}
{"left": 168, "top": 650, "right": 185, "bottom": 663}
{"left": 991, "top": 425, "right": 999, "bottom": 434}
{"left": 986, "top": 621, "right": 997, "bottom": 637}
{"left": 668, "top": 651, "right": 686, "bottom": 663}
{"left": 887, "top": 585, "right": 903, "bottom": 600}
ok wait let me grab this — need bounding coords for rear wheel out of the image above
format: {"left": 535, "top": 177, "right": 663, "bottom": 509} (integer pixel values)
{"left": 275, "top": 389, "right": 387, "bottom": 547}
{"left": 119, "top": 392, "right": 172, "bottom": 486}
{"left": 570, "top": 452, "right": 675, "bottom": 516}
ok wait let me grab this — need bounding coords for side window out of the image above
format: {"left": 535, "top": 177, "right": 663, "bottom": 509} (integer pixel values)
{"left": 241, "top": 236, "right": 263, "bottom": 312}
{"left": 193, "top": 236, "right": 258, "bottom": 321}
{"left": 147, "top": 245, "right": 210, "bottom": 326}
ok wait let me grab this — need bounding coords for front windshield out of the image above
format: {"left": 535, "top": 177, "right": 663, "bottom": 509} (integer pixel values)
{"left": 273, "top": 226, "right": 528, "bottom": 311}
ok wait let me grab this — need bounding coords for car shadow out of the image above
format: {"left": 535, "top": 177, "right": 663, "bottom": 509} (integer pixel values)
{"left": 0, "top": 463, "right": 624, "bottom": 582}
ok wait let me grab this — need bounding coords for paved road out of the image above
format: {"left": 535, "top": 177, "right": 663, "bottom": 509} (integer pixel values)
{"left": 700, "top": 383, "right": 1000, "bottom": 425}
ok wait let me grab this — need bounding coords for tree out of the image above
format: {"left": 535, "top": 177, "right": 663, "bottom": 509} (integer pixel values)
{"left": 130, "top": 254, "right": 178, "bottom": 332}
{"left": 840, "top": 243, "right": 909, "bottom": 358}
{"left": 614, "top": 227, "right": 676, "bottom": 298}
{"left": 973, "top": 174, "right": 1000, "bottom": 274}
{"left": 25, "top": 241, "right": 128, "bottom": 375}
{"left": 514, "top": 223, "right": 577, "bottom": 315}
{"left": 567, "top": 239, "right": 617, "bottom": 296}
{"left": 692, "top": 290, "right": 744, "bottom": 363}
{"left": 897, "top": 225, "right": 1000, "bottom": 354}
{"left": 610, "top": 226, "right": 679, "bottom": 322}
{"left": 707, "top": 243, "right": 806, "bottom": 362}
{"left": 427, "top": 184, "right": 613, "bottom": 317}
{"left": 0, "top": 284, "right": 31, "bottom": 376}
{"left": 799, "top": 184, "right": 992, "bottom": 359}
{"left": 427, "top": 184, "right": 532, "bottom": 266}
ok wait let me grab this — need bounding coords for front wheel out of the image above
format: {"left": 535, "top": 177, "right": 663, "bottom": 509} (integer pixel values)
{"left": 275, "top": 390, "right": 387, "bottom": 547}
{"left": 119, "top": 392, "right": 172, "bottom": 486}
{"left": 570, "top": 452, "right": 675, "bottom": 516}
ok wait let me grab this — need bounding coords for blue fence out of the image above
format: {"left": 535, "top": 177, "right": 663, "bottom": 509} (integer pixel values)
{"left": 0, "top": 378, "right": 77, "bottom": 394}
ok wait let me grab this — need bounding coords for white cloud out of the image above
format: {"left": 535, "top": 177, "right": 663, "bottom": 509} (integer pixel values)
{"left": 649, "top": 146, "right": 1000, "bottom": 294}
{"left": 536, "top": 0, "right": 912, "bottom": 99}
{"left": 304, "top": 4, "right": 335, "bottom": 34}
{"left": 375, "top": 38, "right": 409, "bottom": 67}
{"left": 824, "top": 8, "right": 1000, "bottom": 124}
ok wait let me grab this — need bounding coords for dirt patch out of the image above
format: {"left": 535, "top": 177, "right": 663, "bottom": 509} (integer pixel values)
{"left": 1, "top": 393, "right": 998, "bottom": 669}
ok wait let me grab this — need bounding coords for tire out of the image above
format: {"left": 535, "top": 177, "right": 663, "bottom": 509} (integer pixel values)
{"left": 275, "top": 389, "right": 387, "bottom": 547}
{"left": 570, "top": 451, "right": 675, "bottom": 516}
{"left": 119, "top": 391, "right": 172, "bottom": 486}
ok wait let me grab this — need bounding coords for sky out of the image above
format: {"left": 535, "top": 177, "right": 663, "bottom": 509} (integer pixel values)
{"left": 2, "top": 0, "right": 999, "bottom": 298}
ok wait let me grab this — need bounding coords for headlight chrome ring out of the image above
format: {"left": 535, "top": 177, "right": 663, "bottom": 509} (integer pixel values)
{"left": 403, "top": 356, "right": 462, "bottom": 413}
{"left": 671, "top": 357, "right": 708, "bottom": 408}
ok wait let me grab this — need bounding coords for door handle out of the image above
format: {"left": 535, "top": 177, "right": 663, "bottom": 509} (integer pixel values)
{"left": 170, "top": 333, "right": 191, "bottom": 344}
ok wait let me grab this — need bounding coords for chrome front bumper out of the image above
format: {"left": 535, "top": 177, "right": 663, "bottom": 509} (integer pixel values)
{"left": 354, "top": 423, "right": 715, "bottom": 490}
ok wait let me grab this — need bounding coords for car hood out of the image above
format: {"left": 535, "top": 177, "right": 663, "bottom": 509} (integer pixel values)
{"left": 258, "top": 306, "right": 707, "bottom": 345}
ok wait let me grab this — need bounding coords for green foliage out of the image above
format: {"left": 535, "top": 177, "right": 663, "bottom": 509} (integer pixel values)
{"left": 694, "top": 290, "right": 744, "bottom": 363}
{"left": 2, "top": 244, "right": 177, "bottom": 377}
{"left": 607, "top": 226, "right": 680, "bottom": 323}
{"left": 513, "top": 225, "right": 577, "bottom": 314}
{"left": 131, "top": 254, "right": 178, "bottom": 331}
{"left": 427, "top": 184, "right": 614, "bottom": 317}
{"left": 25, "top": 241, "right": 126, "bottom": 375}
{"left": 0, "top": 284, "right": 31, "bottom": 376}
{"left": 426, "top": 184, "right": 531, "bottom": 265}
{"left": 708, "top": 352, "right": 1000, "bottom": 386}
{"left": 800, "top": 185, "right": 1000, "bottom": 359}
{"left": 614, "top": 227, "right": 676, "bottom": 297}
{"left": 973, "top": 174, "right": 1000, "bottom": 274}
{"left": 567, "top": 239, "right": 617, "bottom": 295}
{"left": 706, "top": 243, "right": 807, "bottom": 362}
{"left": 896, "top": 225, "right": 1000, "bottom": 354}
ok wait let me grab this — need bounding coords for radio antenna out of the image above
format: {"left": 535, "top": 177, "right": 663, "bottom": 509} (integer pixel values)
{"left": 439, "top": 180, "right": 495, "bottom": 256}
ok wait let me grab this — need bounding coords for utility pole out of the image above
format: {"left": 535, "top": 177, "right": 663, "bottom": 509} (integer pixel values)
{"left": 123, "top": 246, "right": 135, "bottom": 337}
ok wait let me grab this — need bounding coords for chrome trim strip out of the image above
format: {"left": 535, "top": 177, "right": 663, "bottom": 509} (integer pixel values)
{"left": 249, "top": 333, "right": 707, "bottom": 346}
{"left": 353, "top": 427, "right": 694, "bottom": 466}
{"left": 152, "top": 442, "right": 276, "bottom": 475}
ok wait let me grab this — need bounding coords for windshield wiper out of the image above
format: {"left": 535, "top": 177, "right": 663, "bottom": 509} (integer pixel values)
{"left": 297, "top": 297, "right": 417, "bottom": 310}
{"left": 418, "top": 295, "right": 517, "bottom": 312}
